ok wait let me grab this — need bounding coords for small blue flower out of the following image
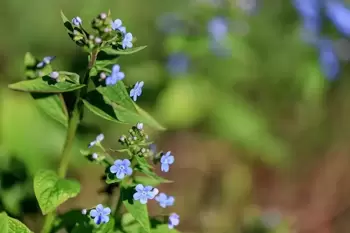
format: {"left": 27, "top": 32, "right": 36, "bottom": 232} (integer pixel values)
{"left": 72, "top": 17, "right": 82, "bottom": 26}
{"left": 130, "top": 81, "right": 144, "bottom": 101}
{"left": 293, "top": 0, "right": 320, "bottom": 19}
{"left": 136, "top": 122, "right": 143, "bottom": 130}
{"left": 133, "top": 184, "right": 159, "bottom": 204}
{"left": 122, "top": 33, "right": 133, "bottom": 49}
{"left": 155, "top": 193, "right": 175, "bottom": 208}
{"left": 37, "top": 56, "right": 55, "bottom": 68}
{"left": 167, "top": 53, "right": 189, "bottom": 76}
{"left": 105, "top": 65, "right": 125, "bottom": 86}
{"left": 168, "top": 213, "right": 180, "bottom": 229}
{"left": 160, "top": 151, "right": 174, "bottom": 172}
{"left": 90, "top": 204, "right": 111, "bottom": 225}
{"left": 110, "top": 159, "right": 133, "bottom": 179}
{"left": 325, "top": 1, "right": 350, "bottom": 36}
{"left": 88, "top": 133, "right": 104, "bottom": 148}
{"left": 111, "top": 19, "right": 127, "bottom": 33}
{"left": 50, "top": 71, "right": 59, "bottom": 79}
{"left": 317, "top": 38, "right": 340, "bottom": 80}
{"left": 208, "top": 17, "right": 228, "bottom": 41}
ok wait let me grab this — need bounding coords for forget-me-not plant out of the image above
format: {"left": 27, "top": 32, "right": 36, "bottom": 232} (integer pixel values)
{"left": 7, "top": 11, "right": 182, "bottom": 233}
{"left": 168, "top": 213, "right": 180, "bottom": 229}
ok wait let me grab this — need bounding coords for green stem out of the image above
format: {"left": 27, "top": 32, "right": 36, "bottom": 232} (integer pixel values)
{"left": 40, "top": 50, "right": 98, "bottom": 233}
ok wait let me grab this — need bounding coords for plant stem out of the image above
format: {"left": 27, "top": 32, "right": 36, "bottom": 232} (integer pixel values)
{"left": 40, "top": 50, "right": 98, "bottom": 233}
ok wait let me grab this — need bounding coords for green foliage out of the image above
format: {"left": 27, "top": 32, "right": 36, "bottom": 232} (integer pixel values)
{"left": 33, "top": 170, "right": 81, "bottom": 214}
{"left": 0, "top": 212, "right": 33, "bottom": 233}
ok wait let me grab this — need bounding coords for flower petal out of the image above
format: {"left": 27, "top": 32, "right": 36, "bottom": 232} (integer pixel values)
{"left": 140, "top": 197, "right": 148, "bottom": 204}
{"left": 122, "top": 159, "right": 131, "bottom": 166}
{"left": 135, "top": 184, "right": 144, "bottom": 192}
{"left": 161, "top": 163, "right": 169, "bottom": 172}
{"left": 101, "top": 215, "right": 110, "bottom": 223}
{"left": 125, "top": 166, "right": 133, "bottom": 176}
{"left": 116, "top": 170, "right": 125, "bottom": 179}
{"left": 102, "top": 207, "right": 111, "bottom": 215}
{"left": 110, "top": 165, "right": 119, "bottom": 174}
{"left": 167, "top": 155, "right": 175, "bottom": 164}
{"left": 96, "top": 204, "right": 104, "bottom": 212}
{"left": 90, "top": 209, "right": 98, "bottom": 217}
{"left": 133, "top": 192, "right": 142, "bottom": 200}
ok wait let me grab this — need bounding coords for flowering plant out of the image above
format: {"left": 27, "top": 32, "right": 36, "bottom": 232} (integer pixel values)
{"left": 3, "top": 11, "right": 180, "bottom": 233}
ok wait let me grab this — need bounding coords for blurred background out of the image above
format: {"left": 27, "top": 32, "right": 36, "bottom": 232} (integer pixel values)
{"left": 2, "top": 0, "right": 350, "bottom": 232}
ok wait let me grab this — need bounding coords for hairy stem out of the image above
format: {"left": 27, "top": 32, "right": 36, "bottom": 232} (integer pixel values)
{"left": 40, "top": 50, "right": 98, "bottom": 233}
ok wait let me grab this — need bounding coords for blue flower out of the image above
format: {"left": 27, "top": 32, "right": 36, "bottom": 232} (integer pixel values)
{"left": 111, "top": 19, "right": 126, "bottom": 33}
{"left": 90, "top": 204, "right": 111, "bottom": 225}
{"left": 105, "top": 65, "right": 125, "bottom": 86}
{"left": 133, "top": 184, "right": 159, "bottom": 204}
{"left": 155, "top": 193, "right": 175, "bottom": 208}
{"left": 122, "top": 33, "right": 133, "bottom": 49}
{"left": 325, "top": 1, "right": 350, "bottom": 36}
{"left": 110, "top": 159, "right": 133, "bottom": 179}
{"left": 72, "top": 17, "right": 82, "bottom": 26}
{"left": 208, "top": 17, "right": 228, "bottom": 41}
{"left": 167, "top": 53, "right": 189, "bottom": 75}
{"left": 37, "top": 56, "right": 55, "bottom": 68}
{"left": 88, "top": 133, "right": 104, "bottom": 148}
{"left": 50, "top": 71, "right": 59, "bottom": 79}
{"left": 317, "top": 38, "right": 340, "bottom": 80}
{"left": 130, "top": 81, "right": 144, "bottom": 101}
{"left": 160, "top": 151, "right": 174, "bottom": 172}
{"left": 168, "top": 213, "right": 180, "bottom": 229}
{"left": 293, "top": 0, "right": 320, "bottom": 19}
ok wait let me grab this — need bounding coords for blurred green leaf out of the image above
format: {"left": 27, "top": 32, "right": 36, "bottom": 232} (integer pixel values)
{"left": 0, "top": 212, "right": 33, "bottom": 233}
{"left": 8, "top": 77, "right": 85, "bottom": 93}
{"left": 101, "top": 46, "right": 147, "bottom": 55}
{"left": 32, "top": 93, "right": 68, "bottom": 127}
{"left": 121, "top": 183, "right": 151, "bottom": 233}
{"left": 33, "top": 170, "right": 81, "bottom": 214}
{"left": 60, "top": 11, "right": 74, "bottom": 33}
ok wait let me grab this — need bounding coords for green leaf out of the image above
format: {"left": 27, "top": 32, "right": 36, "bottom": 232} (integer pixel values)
{"left": 60, "top": 11, "right": 73, "bottom": 33}
{"left": 0, "top": 212, "right": 33, "bottom": 233}
{"left": 151, "top": 224, "right": 181, "bottom": 233}
{"left": 33, "top": 170, "right": 81, "bottom": 215}
{"left": 93, "top": 218, "right": 115, "bottom": 233}
{"left": 134, "top": 160, "right": 173, "bottom": 185}
{"left": 32, "top": 93, "right": 68, "bottom": 127}
{"left": 53, "top": 210, "right": 91, "bottom": 233}
{"left": 59, "top": 71, "right": 80, "bottom": 84}
{"left": 101, "top": 46, "right": 147, "bottom": 55}
{"left": 24, "top": 52, "right": 36, "bottom": 67}
{"left": 121, "top": 184, "right": 151, "bottom": 233}
{"left": 83, "top": 90, "right": 165, "bottom": 130}
{"left": 134, "top": 176, "right": 170, "bottom": 186}
{"left": 8, "top": 76, "right": 85, "bottom": 93}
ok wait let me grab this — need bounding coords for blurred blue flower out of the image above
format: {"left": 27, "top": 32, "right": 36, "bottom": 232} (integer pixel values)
{"left": 111, "top": 19, "right": 126, "bottom": 34}
{"left": 168, "top": 213, "right": 180, "bottom": 229}
{"left": 167, "top": 53, "right": 189, "bottom": 75}
{"left": 156, "top": 13, "right": 184, "bottom": 34}
{"left": 130, "top": 81, "right": 144, "bottom": 101}
{"left": 72, "top": 17, "right": 82, "bottom": 26}
{"left": 317, "top": 38, "right": 340, "bottom": 80}
{"left": 293, "top": 0, "right": 320, "bottom": 18}
{"left": 160, "top": 151, "right": 174, "bottom": 172}
{"left": 133, "top": 184, "right": 159, "bottom": 204}
{"left": 208, "top": 17, "right": 228, "bottom": 41}
{"left": 106, "top": 64, "right": 125, "bottom": 86}
{"left": 237, "top": 0, "right": 258, "bottom": 14}
{"left": 110, "top": 159, "right": 133, "bottom": 179}
{"left": 37, "top": 56, "right": 55, "bottom": 68}
{"left": 325, "top": 1, "right": 350, "bottom": 36}
{"left": 88, "top": 133, "right": 104, "bottom": 148}
{"left": 155, "top": 193, "right": 175, "bottom": 208}
{"left": 122, "top": 33, "right": 133, "bottom": 49}
{"left": 90, "top": 204, "right": 111, "bottom": 225}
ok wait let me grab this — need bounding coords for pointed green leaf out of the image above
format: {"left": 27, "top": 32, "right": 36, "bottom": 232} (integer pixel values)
{"left": 60, "top": 11, "right": 73, "bottom": 32}
{"left": 34, "top": 170, "right": 81, "bottom": 215}
{"left": 59, "top": 71, "right": 80, "bottom": 84}
{"left": 101, "top": 46, "right": 147, "bottom": 55}
{"left": 0, "top": 212, "right": 33, "bottom": 233}
{"left": 134, "top": 176, "right": 171, "bottom": 186}
{"left": 121, "top": 184, "right": 151, "bottom": 233}
{"left": 83, "top": 90, "right": 165, "bottom": 130}
{"left": 8, "top": 77, "right": 85, "bottom": 93}
{"left": 32, "top": 93, "right": 68, "bottom": 127}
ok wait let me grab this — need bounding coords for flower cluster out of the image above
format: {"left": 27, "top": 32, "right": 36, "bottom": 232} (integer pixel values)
{"left": 293, "top": 0, "right": 350, "bottom": 80}
{"left": 81, "top": 123, "right": 180, "bottom": 229}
